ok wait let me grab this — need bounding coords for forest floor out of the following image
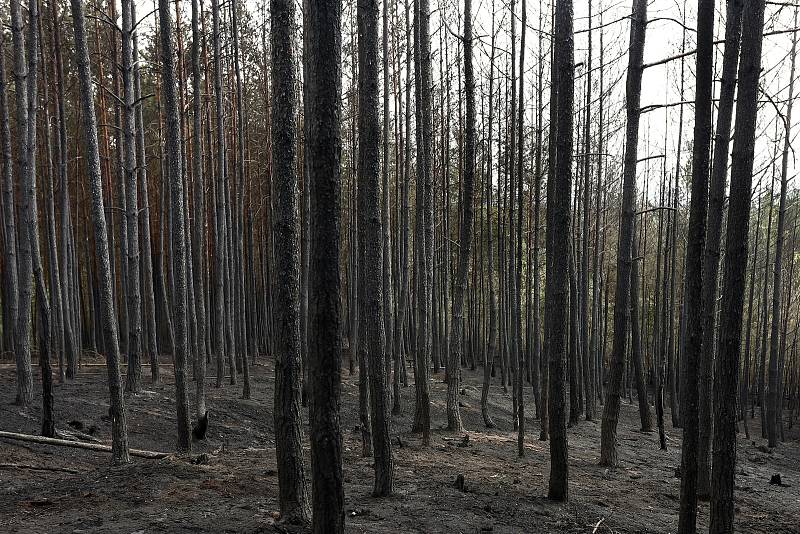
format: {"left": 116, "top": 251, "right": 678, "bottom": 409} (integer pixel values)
{"left": 0, "top": 357, "right": 798, "bottom": 534}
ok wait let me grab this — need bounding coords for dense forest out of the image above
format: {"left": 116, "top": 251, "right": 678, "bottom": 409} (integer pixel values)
{"left": 0, "top": 0, "right": 799, "bottom": 531}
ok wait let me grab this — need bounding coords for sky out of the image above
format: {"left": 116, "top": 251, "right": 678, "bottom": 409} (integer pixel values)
{"left": 131, "top": 0, "right": 800, "bottom": 203}
{"left": 428, "top": 0, "right": 800, "bottom": 203}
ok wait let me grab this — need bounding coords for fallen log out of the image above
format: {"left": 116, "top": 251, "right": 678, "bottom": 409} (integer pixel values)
{"left": 0, "top": 462, "right": 79, "bottom": 474}
{"left": 0, "top": 430, "right": 171, "bottom": 459}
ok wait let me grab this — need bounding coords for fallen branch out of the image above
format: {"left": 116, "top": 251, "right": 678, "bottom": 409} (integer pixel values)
{"left": 0, "top": 430, "right": 171, "bottom": 459}
{"left": 592, "top": 518, "right": 605, "bottom": 534}
{"left": 58, "top": 429, "right": 102, "bottom": 444}
{"left": 0, "top": 462, "right": 79, "bottom": 474}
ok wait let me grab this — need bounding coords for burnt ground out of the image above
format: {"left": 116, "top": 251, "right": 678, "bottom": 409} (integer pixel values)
{"left": 0, "top": 356, "right": 798, "bottom": 533}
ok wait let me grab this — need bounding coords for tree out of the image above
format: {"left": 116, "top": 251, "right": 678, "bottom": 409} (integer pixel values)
{"left": 698, "top": 0, "right": 743, "bottom": 497}
{"left": 546, "top": 0, "right": 574, "bottom": 501}
{"left": 599, "top": 0, "right": 646, "bottom": 468}
{"left": 679, "top": 0, "right": 715, "bottom": 528}
{"left": 767, "top": 8, "right": 797, "bottom": 449}
{"left": 270, "top": 0, "right": 311, "bottom": 520}
{"left": 230, "top": 0, "right": 251, "bottom": 399}
{"left": 22, "top": 0, "right": 54, "bottom": 437}
{"left": 412, "top": 0, "right": 432, "bottom": 445}
{"left": 122, "top": 0, "right": 143, "bottom": 394}
{"left": 304, "top": 0, "right": 346, "bottom": 528}
{"left": 481, "top": 0, "right": 498, "bottom": 429}
{"left": 190, "top": 0, "right": 208, "bottom": 418}
{"left": 631, "top": 242, "right": 652, "bottom": 432}
{"left": 211, "top": 0, "right": 228, "bottom": 389}
{"left": 158, "top": 0, "right": 192, "bottom": 453}
{"left": 0, "top": 31, "right": 18, "bottom": 384}
{"left": 357, "top": 0, "right": 393, "bottom": 495}
{"left": 581, "top": 0, "right": 595, "bottom": 422}
{"left": 10, "top": 0, "right": 34, "bottom": 408}
{"left": 710, "top": 0, "right": 766, "bottom": 530}
{"left": 514, "top": 0, "right": 527, "bottom": 455}
{"left": 70, "top": 0, "right": 130, "bottom": 464}
{"left": 381, "top": 0, "right": 394, "bottom": 418}
{"left": 50, "top": 0, "right": 78, "bottom": 382}
{"left": 537, "top": 0, "right": 548, "bottom": 442}
{"left": 448, "top": 0, "right": 476, "bottom": 433}
{"left": 132, "top": 0, "right": 159, "bottom": 384}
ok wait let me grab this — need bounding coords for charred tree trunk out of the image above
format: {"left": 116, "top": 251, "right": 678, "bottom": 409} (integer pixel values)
{"left": 0, "top": 27, "right": 18, "bottom": 380}
{"left": 304, "top": 0, "right": 346, "bottom": 528}
{"left": 411, "top": 0, "right": 432, "bottom": 444}
{"left": 766, "top": 9, "right": 797, "bottom": 449}
{"left": 698, "top": 0, "right": 743, "bottom": 498}
{"left": 631, "top": 242, "right": 652, "bottom": 432}
{"left": 211, "top": 0, "right": 228, "bottom": 389}
{"left": 448, "top": 0, "right": 476, "bottom": 433}
{"left": 270, "top": 0, "right": 311, "bottom": 520}
{"left": 481, "top": 0, "right": 498, "bottom": 430}
{"left": 11, "top": 0, "right": 34, "bottom": 407}
{"left": 191, "top": 0, "right": 208, "bottom": 417}
{"left": 599, "top": 0, "right": 646, "bottom": 468}
{"left": 678, "top": 0, "right": 715, "bottom": 527}
{"left": 709, "top": 0, "right": 766, "bottom": 530}
{"left": 357, "top": 0, "right": 393, "bottom": 495}
{"left": 546, "top": 0, "right": 574, "bottom": 501}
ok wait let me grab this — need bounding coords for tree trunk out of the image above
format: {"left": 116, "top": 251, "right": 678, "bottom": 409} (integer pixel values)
{"left": 158, "top": 0, "right": 192, "bottom": 453}
{"left": 698, "top": 0, "right": 744, "bottom": 498}
{"left": 546, "top": 0, "right": 574, "bottom": 502}
{"left": 230, "top": 0, "right": 251, "bottom": 399}
{"left": 41, "top": 6, "right": 65, "bottom": 386}
{"left": 393, "top": 0, "right": 413, "bottom": 416}
{"left": 50, "top": 0, "right": 78, "bottom": 381}
{"left": 270, "top": 0, "right": 311, "bottom": 520}
{"left": 514, "top": 0, "right": 527, "bottom": 455}
{"left": 537, "top": 0, "right": 549, "bottom": 441}
{"left": 448, "top": 0, "right": 476, "bottom": 433}
{"left": 381, "top": 0, "right": 394, "bottom": 413}
{"left": 709, "top": 0, "right": 766, "bottom": 530}
{"left": 678, "top": 0, "right": 715, "bottom": 527}
{"left": 190, "top": 0, "right": 208, "bottom": 418}
{"left": 481, "top": 0, "right": 498, "bottom": 430}
{"left": 669, "top": 11, "right": 688, "bottom": 429}
{"left": 757, "top": 172, "right": 775, "bottom": 434}
{"left": 631, "top": 242, "right": 652, "bottom": 432}
{"left": 767, "top": 15, "right": 797, "bottom": 448}
{"left": 211, "top": 0, "right": 228, "bottom": 390}
{"left": 21, "top": 0, "right": 54, "bottom": 437}
{"left": 742, "top": 195, "right": 763, "bottom": 424}
{"left": 10, "top": 0, "right": 34, "bottom": 408}
{"left": 599, "top": 0, "right": 646, "bottom": 468}
{"left": 411, "top": 0, "right": 432, "bottom": 445}
{"left": 581, "top": 0, "right": 594, "bottom": 422}
{"left": 357, "top": 0, "right": 393, "bottom": 496}
{"left": 121, "top": 0, "right": 142, "bottom": 394}
{"left": 70, "top": 0, "right": 130, "bottom": 464}
{"left": 304, "top": 0, "right": 346, "bottom": 528}
{"left": 0, "top": 35, "right": 16, "bottom": 363}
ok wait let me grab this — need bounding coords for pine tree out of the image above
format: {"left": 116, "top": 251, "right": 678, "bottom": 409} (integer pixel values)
{"left": 158, "top": 0, "right": 192, "bottom": 453}
{"left": 304, "top": 0, "right": 346, "bottom": 528}
{"left": 710, "top": 0, "right": 766, "bottom": 530}
{"left": 69, "top": 0, "right": 131, "bottom": 464}
{"left": 271, "top": 0, "right": 311, "bottom": 520}
{"left": 546, "top": 0, "right": 574, "bottom": 501}
{"left": 599, "top": 0, "right": 647, "bottom": 468}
